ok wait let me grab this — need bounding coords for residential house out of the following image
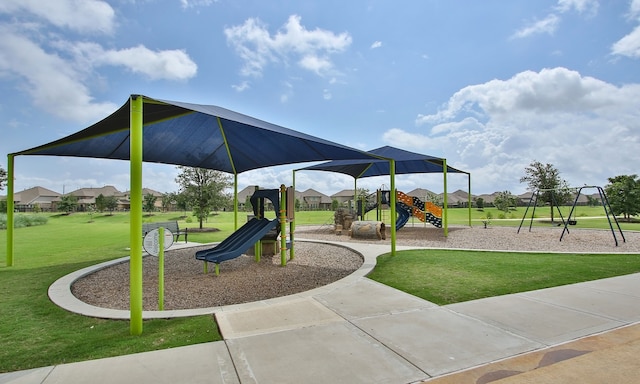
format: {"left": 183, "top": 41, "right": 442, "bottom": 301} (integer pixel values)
{"left": 12, "top": 186, "right": 61, "bottom": 212}
{"left": 331, "top": 189, "right": 356, "bottom": 208}
{"left": 67, "top": 185, "right": 126, "bottom": 212}
{"left": 298, "top": 188, "right": 332, "bottom": 210}
{"left": 236, "top": 185, "right": 285, "bottom": 214}
{"left": 406, "top": 188, "right": 438, "bottom": 205}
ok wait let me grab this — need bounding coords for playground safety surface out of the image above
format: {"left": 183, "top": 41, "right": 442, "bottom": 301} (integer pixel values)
{"left": 3, "top": 240, "right": 640, "bottom": 383}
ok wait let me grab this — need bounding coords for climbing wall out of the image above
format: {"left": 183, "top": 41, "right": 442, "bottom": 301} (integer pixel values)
{"left": 396, "top": 191, "right": 442, "bottom": 228}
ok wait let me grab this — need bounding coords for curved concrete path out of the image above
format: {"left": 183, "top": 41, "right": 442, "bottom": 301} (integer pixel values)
{"left": 3, "top": 240, "right": 640, "bottom": 383}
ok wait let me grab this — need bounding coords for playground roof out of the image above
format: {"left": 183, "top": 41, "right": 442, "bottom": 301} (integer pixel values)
{"left": 297, "top": 146, "right": 468, "bottom": 178}
{"left": 12, "top": 95, "right": 386, "bottom": 173}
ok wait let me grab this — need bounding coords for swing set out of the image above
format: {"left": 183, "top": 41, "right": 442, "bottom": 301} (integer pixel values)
{"left": 518, "top": 186, "right": 625, "bottom": 246}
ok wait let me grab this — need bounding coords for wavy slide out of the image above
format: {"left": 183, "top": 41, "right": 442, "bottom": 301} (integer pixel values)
{"left": 395, "top": 191, "right": 442, "bottom": 229}
{"left": 195, "top": 218, "right": 279, "bottom": 266}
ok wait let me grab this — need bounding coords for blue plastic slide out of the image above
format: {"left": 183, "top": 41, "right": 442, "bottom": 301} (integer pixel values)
{"left": 395, "top": 203, "right": 411, "bottom": 230}
{"left": 195, "top": 218, "right": 279, "bottom": 265}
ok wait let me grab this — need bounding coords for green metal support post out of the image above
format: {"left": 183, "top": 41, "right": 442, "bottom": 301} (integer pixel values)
{"left": 290, "top": 175, "right": 296, "bottom": 260}
{"left": 287, "top": 186, "right": 295, "bottom": 260}
{"left": 443, "top": 159, "right": 448, "bottom": 237}
{"left": 158, "top": 227, "right": 164, "bottom": 311}
{"left": 6, "top": 155, "right": 14, "bottom": 266}
{"left": 389, "top": 159, "right": 396, "bottom": 256}
{"left": 468, "top": 174, "right": 472, "bottom": 226}
{"left": 234, "top": 174, "right": 238, "bottom": 230}
{"left": 129, "top": 95, "right": 143, "bottom": 335}
{"left": 280, "top": 184, "right": 287, "bottom": 266}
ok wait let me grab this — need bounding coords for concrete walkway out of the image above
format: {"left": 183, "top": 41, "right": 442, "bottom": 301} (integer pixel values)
{"left": 2, "top": 240, "right": 640, "bottom": 383}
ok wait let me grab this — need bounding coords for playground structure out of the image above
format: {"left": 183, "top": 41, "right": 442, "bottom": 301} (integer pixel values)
{"left": 6, "top": 96, "right": 463, "bottom": 335}
{"left": 195, "top": 185, "right": 295, "bottom": 275}
{"left": 518, "top": 186, "right": 625, "bottom": 246}
{"left": 357, "top": 189, "right": 443, "bottom": 230}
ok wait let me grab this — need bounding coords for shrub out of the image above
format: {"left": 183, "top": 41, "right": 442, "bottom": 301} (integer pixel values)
{"left": 0, "top": 214, "right": 49, "bottom": 229}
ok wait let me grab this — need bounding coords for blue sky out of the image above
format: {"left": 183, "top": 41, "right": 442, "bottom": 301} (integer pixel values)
{"left": 2, "top": 0, "right": 640, "bottom": 196}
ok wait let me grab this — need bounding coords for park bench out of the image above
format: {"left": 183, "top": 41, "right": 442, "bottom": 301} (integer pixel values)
{"left": 142, "top": 221, "right": 188, "bottom": 243}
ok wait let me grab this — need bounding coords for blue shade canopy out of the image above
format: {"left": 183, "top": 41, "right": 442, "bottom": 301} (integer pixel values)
{"left": 12, "top": 95, "right": 386, "bottom": 173}
{"left": 298, "top": 146, "right": 468, "bottom": 178}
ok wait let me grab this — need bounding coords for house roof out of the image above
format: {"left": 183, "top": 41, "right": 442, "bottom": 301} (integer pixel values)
{"left": 299, "top": 188, "right": 332, "bottom": 204}
{"left": 299, "top": 188, "right": 328, "bottom": 198}
{"left": 68, "top": 185, "right": 120, "bottom": 197}
{"left": 406, "top": 188, "right": 437, "bottom": 197}
{"left": 13, "top": 186, "right": 60, "bottom": 205}
{"left": 12, "top": 95, "right": 385, "bottom": 175}
{"left": 331, "top": 189, "right": 356, "bottom": 198}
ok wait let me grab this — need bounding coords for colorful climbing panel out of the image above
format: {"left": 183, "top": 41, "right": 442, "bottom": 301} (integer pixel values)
{"left": 396, "top": 191, "right": 442, "bottom": 228}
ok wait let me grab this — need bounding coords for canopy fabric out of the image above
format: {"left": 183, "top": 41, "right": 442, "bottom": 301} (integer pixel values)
{"left": 298, "top": 146, "right": 468, "bottom": 178}
{"left": 12, "top": 95, "right": 386, "bottom": 173}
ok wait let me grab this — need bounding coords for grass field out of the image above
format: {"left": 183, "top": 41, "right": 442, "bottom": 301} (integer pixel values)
{"left": 0, "top": 207, "right": 638, "bottom": 372}
{"left": 367, "top": 250, "right": 640, "bottom": 305}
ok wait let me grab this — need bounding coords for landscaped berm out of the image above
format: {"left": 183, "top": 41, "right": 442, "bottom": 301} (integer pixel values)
{"left": 70, "top": 225, "right": 640, "bottom": 311}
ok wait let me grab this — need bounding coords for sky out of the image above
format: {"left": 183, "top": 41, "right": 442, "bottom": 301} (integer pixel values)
{"left": 1, "top": 0, "right": 640, "bottom": 197}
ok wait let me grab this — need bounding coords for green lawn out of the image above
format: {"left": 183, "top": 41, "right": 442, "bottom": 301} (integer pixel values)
{"left": 0, "top": 212, "right": 225, "bottom": 373}
{"left": 442, "top": 205, "right": 638, "bottom": 230}
{"left": 0, "top": 208, "right": 639, "bottom": 372}
{"left": 367, "top": 250, "right": 640, "bottom": 305}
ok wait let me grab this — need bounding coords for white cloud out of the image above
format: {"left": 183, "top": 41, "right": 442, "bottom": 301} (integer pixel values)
{"left": 417, "top": 67, "right": 624, "bottom": 124}
{"left": 370, "top": 41, "right": 382, "bottom": 49}
{"left": 0, "top": 0, "right": 115, "bottom": 34}
{"left": 555, "top": 0, "right": 599, "bottom": 16}
{"left": 280, "top": 81, "right": 294, "bottom": 103}
{"left": 611, "top": 1, "right": 640, "bottom": 59}
{"left": 224, "top": 15, "right": 352, "bottom": 78}
{"left": 396, "top": 67, "right": 640, "bottom": 194}
{"left": 298, "top": 54, "right": 333, "bottom": 75}
{"left": 323, "top": 89, "right": 332, "bottom": 100}
{"left": 232, "top": 81, "right": 250, "bottom": 92}
{"left": 94, "top": 44, "right": 197, "bottom": 80}
{"left": 0, "top": 27, "right": 117, "bottom": 122}
{"left": 180, "top": 0, "right": 215, "bottom": 9}
{"left": 0, "top": 3, "right": 198, "bottom": 122}
{"left": 612, "top": 25, "right": 640, "bottom": 58}
{"left": 511, "top": 14, "right": 560, "bottom": 39}
{"left": 55, "top": 41, "right": 197, "bottom": 81}
{"left": 630, "top": 0, "right": 640, "bottom": 19}
{"left": 511, "top": 0, "right": 598, "bottom": 40}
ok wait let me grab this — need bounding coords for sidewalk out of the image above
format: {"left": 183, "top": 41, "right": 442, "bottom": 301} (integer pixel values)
{"left": 2, "top": 241, "right": 640, "bottom": 383}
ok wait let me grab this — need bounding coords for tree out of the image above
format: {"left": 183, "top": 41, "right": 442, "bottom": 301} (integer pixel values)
{"left": 104, "top": 195, "right": 118, "bottom": 214}
{"left": 605, "top": 175, "right": 640, "bottom": 221}
{"left": 520, "top": 161, "right": 571, "bottom": 222}
{"left": 143, "top": 193, "right": 157, "bottom": 214}
{"left": 355, "top": 188, "right": 370, "bottom": 200}
{"left": 95, "top": 194, "right": 117, "bottom": 214}
{"left": 95, "top": 194, "right": 107, "bottom": 212}
{"left": 424, "top": 191, "right": 443, "bottom": 206}
{"left": 174, "top": 192, "right": 190, "bottom": 216}
{"left": 475, "top": 197, "right": 485, "bottom": 210}
{"left": 0, "top": 166, "right": 7, "bottom": 191}
{"left": 161, "top": 192, "right": 176, "bottom": 212}
{"left": 57, "top": 195, "right": 78, "bottom": 214}
{"left": 175, "top": 166, "right": 232, "bottom": 228}
{"left": 493, "top": 191, "right": 517, "bottom": 213}
{"left": 586, "top": 195, "right": 599, "bottom": 208}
